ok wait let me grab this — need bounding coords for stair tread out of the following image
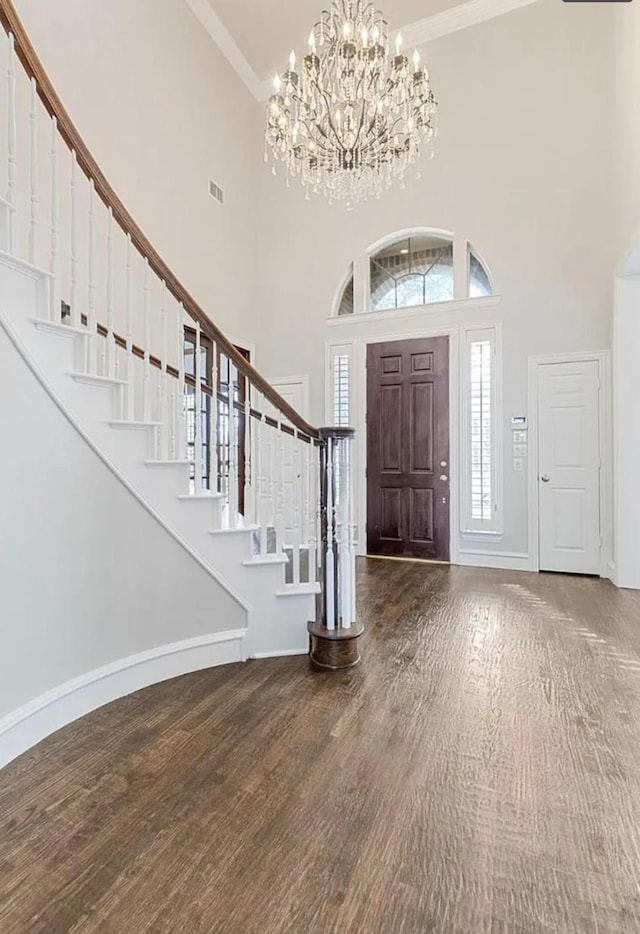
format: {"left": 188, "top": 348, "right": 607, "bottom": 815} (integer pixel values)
{"left": 31, "top": 318, "right": 87, "bottom": 338}
{"left": 276, "top": 583, "right": 321, "bottom": 596}
{"left": 210, "top": 525, "right": 260, "bottom": 536}
{"left": 70, "top": 372, "right": 126, "bottom": 386}
{"left": 144, "top": 460, "right": 189, "bottom": 466}
{"left": 109, "top": 420, "right": 162, "bottom": 429}
{"left": 243, "top": 554, "right": 289, "bottom": 566}
{"left": 178, "top": 493, "right": 225, "bottom": 501}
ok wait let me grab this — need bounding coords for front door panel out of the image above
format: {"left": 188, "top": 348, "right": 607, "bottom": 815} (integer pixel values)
{"left": 367, "top": 336, "right": 450, "bottom": 560}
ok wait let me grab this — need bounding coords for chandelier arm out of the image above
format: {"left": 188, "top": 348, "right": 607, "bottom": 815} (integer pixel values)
{"left": 315, "top": 83, "right": 347, "bottom": 152}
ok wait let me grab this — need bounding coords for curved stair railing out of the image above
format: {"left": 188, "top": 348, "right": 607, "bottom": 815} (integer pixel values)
{"left": 0, "top": 0, "right": 360, "bottom": 655}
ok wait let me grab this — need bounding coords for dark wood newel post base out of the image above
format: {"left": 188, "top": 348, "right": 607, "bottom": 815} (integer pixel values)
{"left": 307, "top": 621, "right": 365, "bottom": 671}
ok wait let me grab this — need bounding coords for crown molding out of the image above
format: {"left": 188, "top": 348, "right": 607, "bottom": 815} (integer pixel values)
{"left": 186, "top": 0, "right": 542, "bottom": 104}
{"left": 183, "top": 0, "right": 265, "bottom": 101}
{"left": 397, "top": 0, "right": 541, "bottom": 48}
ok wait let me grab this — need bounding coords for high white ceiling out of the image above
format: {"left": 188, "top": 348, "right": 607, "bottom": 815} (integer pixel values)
{"left": 186, "top": 0, "right": 540, "bottom": 100}
{"left": 207, "top": 0, "right": 462, "bottom": 79}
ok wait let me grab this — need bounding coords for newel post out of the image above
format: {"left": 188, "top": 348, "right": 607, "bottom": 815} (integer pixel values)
{"left": 308, "top": 427, "right": 364, "bottom": 670}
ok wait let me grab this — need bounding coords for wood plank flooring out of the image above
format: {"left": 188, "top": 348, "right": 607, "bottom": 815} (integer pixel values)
{"left": 2, "top": 560, "right": 640, "bottom": 933}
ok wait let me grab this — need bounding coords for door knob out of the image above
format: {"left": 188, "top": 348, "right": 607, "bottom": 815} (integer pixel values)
{"left": 440, "top": 474, "right": 448, "bottom": 482}
{"left": 541, "top": 475, "right": 551, "bottom": 483}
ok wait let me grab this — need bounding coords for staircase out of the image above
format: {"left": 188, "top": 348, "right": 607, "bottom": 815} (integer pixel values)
{"left": 0, "top": 0, "right": 357, "bottom": 672}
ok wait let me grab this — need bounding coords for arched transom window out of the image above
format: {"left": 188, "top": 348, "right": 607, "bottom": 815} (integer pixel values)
{"left": 336, "top": 231, "right": 493, "bottom": 316}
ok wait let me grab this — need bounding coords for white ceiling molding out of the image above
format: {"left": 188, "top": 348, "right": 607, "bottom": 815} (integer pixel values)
{"left": 398, "top": 0, "right": 541, "bottom": 49}
{"left": 186, "top": 0, "right": 542, "bottom": 103}
{"left": 183, "top": 0, "right": 265, "bottom": 101}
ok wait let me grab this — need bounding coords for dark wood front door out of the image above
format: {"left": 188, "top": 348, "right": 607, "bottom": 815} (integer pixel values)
{"left": 367, "top": 336, "right": 450, "bottom": 561}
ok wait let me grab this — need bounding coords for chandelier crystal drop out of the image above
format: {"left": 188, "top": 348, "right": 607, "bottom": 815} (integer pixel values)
{"left": 265, "top": 1, "right": 438, "bottom": 205}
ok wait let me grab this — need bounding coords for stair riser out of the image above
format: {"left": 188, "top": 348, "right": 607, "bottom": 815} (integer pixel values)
{"left": 0, "top": 252, "right": 53, "bottom": 321}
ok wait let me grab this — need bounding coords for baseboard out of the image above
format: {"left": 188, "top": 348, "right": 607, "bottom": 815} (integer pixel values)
{"left": 251, "top": 649, "right": 309, "bottom": 659}
{"left": 457, "top": 550, "right": 533, "bottom": 572}
{"left": 0, "top": 629, "right": 247, "bottom": 771}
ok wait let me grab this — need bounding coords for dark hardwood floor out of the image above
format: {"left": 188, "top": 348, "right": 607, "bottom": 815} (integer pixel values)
{"left": 2, "top": 560, "right": 640, "bottom": 933}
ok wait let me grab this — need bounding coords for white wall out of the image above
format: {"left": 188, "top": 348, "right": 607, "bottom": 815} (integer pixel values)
{"left": 614, "top": 2, "right": 640, "bottom": 257}
{"left": 612, "top": 3, "right": 640, "bottom": 588}
{"left": 11, "top": 0, "right": 262, "bottom": 342}
{"left": 0, "top": 322, "right": 246, "bottom": 724}
{"left": 254, "top": 0, "right": 616, "bottom": 561}
{"left": 613, "top": 273, "right": 640, "bottom": 589}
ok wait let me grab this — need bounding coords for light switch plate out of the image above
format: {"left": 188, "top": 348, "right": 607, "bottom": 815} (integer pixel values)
{"left": 513, "top": 458, "right": 524, "bottom": 472}
{"left": 513, "top": 430, "right": 527, "bottom": 443}
{"left": 513, "top": 444, "right": 528, "bottom": 457}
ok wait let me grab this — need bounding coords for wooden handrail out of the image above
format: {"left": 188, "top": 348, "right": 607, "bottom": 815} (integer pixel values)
{"left": 0, "top": 0, "right": 320, "bottom": 440}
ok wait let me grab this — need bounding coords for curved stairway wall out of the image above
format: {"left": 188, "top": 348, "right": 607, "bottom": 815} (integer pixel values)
{"left": 0, "top": 310, "right": 248, "bottom": 770}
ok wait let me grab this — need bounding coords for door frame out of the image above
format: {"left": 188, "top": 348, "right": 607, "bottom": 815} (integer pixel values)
{"left": 527, "top": 351, "right": 612, "bottom": 578}
{"left": 331, "top": 325, "right": 461, "bottom": 563}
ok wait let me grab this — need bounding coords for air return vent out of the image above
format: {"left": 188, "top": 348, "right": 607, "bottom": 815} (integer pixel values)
{"left": 209, "top": 180, "right": 224, "bottom": 205}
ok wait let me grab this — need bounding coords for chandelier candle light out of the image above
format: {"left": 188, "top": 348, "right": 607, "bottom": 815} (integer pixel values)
{"left": 265, "top": 0, "right": 438, "bottom": 205}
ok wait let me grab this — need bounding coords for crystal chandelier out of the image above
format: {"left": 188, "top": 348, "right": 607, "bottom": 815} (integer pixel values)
{"left": 265, "top": 1, "right": 438, "bottom": 205}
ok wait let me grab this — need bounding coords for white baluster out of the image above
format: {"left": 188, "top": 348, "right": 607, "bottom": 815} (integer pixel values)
{"left": 6, "top": 33, "right": 16, "bottom": 254}
{"left": 292, "top": 435, "right": 302, "bottom": 587}
{"left": 175, "top": 303, "right": 186, "bottom": 459}
{"left": 209, "top": 341, "right": 219, "bottom": 493}
{"left": 255, "top": 396, "right": 268, "bottom": 558}
{"left": 142, "top": 259, "right": 151, "bottom": 422}
{"left": 86, "top": 179, "right": 96, "bottom": 374}
{"left": 70, "top": 150, "right": 79, "bottom": 327}
{"left": 244, "top": 385, "right": 252, "bottom": 522}
{"left": 106, "top": 208, "right": 116, "bottom": 379}
{"left": 348, "top": 436, "right": 357, "bottom": 624}
{"left": 194, "top": 322, "right": 203, "bottom": 495}
{"left": 158, "top": 282, "right": 168, "bottom": 460}
{"left": 268, "top": 420, "right": 276, "bottom": 546}
{"left": 49, "top": 116, "right": 59, "bottom": 322}
{"left": 325, "top": 439, "right": 336, "bottom": 630}
{"left": 28, "top": 78, "right": 39, "bottom": 265}
{"left": 303, "top": 438, "right": 312, "bottom": 583}
{"left": 125, "top": 234, "right": 134, "bottom": 420}
{"left": 50, "top": 117, "right": 58, "bottom": 278}
{"left": 275, "top": 419, "right": 286, "bottom": 553}
{"left": 228, "top": 362, "right": 240, "bottom": 526}
{"left": 312, "top": 442, "right": 321, "bottom": 583}
{"left": 338, "top": 438, "right": 352, "bottom": 629}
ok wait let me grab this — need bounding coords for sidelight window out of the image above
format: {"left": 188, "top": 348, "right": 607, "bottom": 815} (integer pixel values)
{"left": 463, "top": 326, "right": 502, "bottom": 537}
{"left": 333, "top": 354, "right": 351, "bottom": 427}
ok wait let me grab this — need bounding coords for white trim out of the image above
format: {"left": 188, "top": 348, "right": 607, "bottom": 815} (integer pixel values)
{"left": 0, "top": 630, "right": 247, "bottom": 770}
{"left": 398, "top": 0, "right": 541, "bottom": 48}
{"left": 327, "top": 295, "right": 502, "bottom": 327}
{"left": 457, "top": 550, "right": 532, "bottom": 571}
{"left": 268, "top": 374, "right": 311, "bottom": 420}
{"left": 345, "top": 324, "right": 461, "bottom": 565}
{"left": 332, "top": 263, "right": 355, "bottom": 319}
{"left": 366, "top": 226, "right": 455, "bottom": 257}
{"left": 527, "top": 351, "right": 612, "bottom": 578}
{"left": 460, "top": 323, "right": 504, "bottom": 538}
{"left": 0, "top": 312, "right": 250, "bottom": 612}
{"left": 251, "top": 649, "right": 308, "bottom": 659}
{"left": 182, "top": 0, "right": 265, "bottom": 100}
{"left": 185, "top": 0, "right": 542, "bottom": 103}
{"left": 461, "top": 530, "right": 504, "bottom": 543}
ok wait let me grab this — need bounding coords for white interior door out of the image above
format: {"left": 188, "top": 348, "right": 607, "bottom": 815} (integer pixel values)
{"left": 538, "top": 360, "right": 601, "bottom": 574}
